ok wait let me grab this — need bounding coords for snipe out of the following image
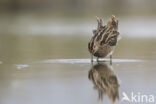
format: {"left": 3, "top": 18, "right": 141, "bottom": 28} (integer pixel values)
{"left": 88, "top": 15, "right": 121, "bottom": 62}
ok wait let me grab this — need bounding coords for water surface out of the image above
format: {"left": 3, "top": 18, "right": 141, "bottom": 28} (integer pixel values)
{"left": 0, "top": 35, "right": 156, "bottom": 104}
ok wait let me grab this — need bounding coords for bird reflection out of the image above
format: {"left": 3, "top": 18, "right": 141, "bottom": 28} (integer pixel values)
{"left": 88, "top": 62, "right": 119, "bottom": 103}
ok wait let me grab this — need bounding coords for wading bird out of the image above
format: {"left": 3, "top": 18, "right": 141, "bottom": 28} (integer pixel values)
{"left": 88, "top": 15, "right": 121, "bottom": 62}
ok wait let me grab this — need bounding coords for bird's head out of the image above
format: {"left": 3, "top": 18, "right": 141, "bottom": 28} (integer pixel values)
{"left": 106, "top": 15, "right": 118, "bottom": 30}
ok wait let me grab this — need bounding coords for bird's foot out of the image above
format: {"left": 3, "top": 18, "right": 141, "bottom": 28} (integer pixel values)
{"left": 110, "top": 55, "right": 112, "bottom": 65}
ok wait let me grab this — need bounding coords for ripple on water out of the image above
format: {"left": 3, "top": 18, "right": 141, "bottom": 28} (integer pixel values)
{"left": 40, "top": 59, "right": 144, "bottom": 64}
{"left": 15, "top": 64, "right": 29, "bottom": 69}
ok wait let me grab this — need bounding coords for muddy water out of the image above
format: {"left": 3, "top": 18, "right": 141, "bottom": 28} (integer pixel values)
{"left": 0, "top": 35, "right": 156, "bottom": 104}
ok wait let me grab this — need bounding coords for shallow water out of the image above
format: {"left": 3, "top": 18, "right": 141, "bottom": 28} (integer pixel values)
{"left": 0, "top": 35, "right": 156, "bottom": 104}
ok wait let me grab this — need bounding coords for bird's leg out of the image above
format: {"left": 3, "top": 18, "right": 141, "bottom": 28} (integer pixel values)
{"left": 91, "top": 54, "right": 93, "bottom": 62}
{"left": 110, "top": 55, "right": 112, "bottom": 65}
{"left": 97, "top": 57, "right": 98, "bottom": 62}
{"left": 91, "top": 60, "right": 93, "bottom": 66}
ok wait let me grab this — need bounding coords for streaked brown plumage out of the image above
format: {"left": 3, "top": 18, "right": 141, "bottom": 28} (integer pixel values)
{"left": 88, "top": 15, "right": 121, "bottom": 62}
{"left": 88, "top": 63, "right": 119, "bottom": 102}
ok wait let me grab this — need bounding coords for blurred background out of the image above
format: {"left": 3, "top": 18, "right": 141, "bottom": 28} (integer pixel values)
{"left": 0, "top": 0, "right": 156, "bottom": 104}
{"left": 1, "top": 0, "right": 156, "bottom": 37}
{"left": 0, "top": 0, "right": 156, "bottom": 63}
